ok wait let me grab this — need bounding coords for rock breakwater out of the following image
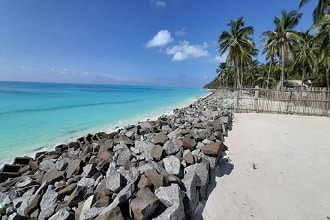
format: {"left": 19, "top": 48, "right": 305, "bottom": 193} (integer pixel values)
{"left": 0, "top": 91, "right": 232, "bottom": 220}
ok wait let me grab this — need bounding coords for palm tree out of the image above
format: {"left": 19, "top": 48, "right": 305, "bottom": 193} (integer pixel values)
{"left": 299, "top": 0, "right": 330, "bottom": 25}
{"left": 293, "top": 31, "right": 318, "bottom": 86}
{"left": 218, "top": 16, "right": 255, "bottom": 88}
{"left": 262, "top": 10, "right": 302, "bottom": 89}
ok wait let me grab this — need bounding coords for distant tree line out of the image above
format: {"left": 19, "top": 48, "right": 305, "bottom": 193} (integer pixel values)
{"left": 205, "top": 0, "right": 329, "bottom": 90}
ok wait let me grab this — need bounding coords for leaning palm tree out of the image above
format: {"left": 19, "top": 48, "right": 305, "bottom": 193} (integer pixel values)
{"left": 262, "top": 10, "right": 302, "bottom": 89}
{"left": 261, "top": 34, "right": 279, "bottom": 89}
{"left": 218, "top": 16, "right": 255, "bottom": 88}
{"left": 299, "top": 0, "right": 330, "bottom": 25}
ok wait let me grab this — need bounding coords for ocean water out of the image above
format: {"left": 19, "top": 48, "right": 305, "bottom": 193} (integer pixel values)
{"left": 0, "top": 81, "right": 207, "bottom": 164}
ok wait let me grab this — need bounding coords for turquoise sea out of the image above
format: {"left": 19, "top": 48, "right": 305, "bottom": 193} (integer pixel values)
{"left": 0, "top": 81, "right": 207, "bottom": 164}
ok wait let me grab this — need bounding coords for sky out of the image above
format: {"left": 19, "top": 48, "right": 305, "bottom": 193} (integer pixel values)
{"left": 0, "top": 0, "right": 315, "bottom": 88}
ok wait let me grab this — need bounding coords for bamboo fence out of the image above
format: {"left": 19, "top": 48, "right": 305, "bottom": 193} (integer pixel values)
{"left": 220, "top": 87, "right": 330, "bottom": 117}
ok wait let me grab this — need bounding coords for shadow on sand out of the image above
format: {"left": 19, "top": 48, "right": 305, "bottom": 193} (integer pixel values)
{"left": 193, "top": 149, "right": 234, "bottom": 220}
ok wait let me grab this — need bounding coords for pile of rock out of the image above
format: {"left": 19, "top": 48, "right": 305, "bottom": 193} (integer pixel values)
{"left": 0, "top": 91, "right": 232, "bottom": 220}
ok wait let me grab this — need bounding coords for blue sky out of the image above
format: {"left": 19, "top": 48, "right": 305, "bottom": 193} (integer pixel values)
{"left": 0, "top": 0, "right": 314, "bottom": 87}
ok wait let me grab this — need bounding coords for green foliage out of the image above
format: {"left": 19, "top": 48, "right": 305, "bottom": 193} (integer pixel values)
{"left": 205, "top": 1, "right": 330, "bottom": 90}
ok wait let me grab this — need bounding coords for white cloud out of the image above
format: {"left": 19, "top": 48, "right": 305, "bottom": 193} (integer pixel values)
{"left": 146, "top": 30, "right": 173, "bottom": 48}
{"left": 150, "top": 0, "right": 166, "bottom": 7}
{"left": 175, "top": 27, "right": 186, "bottom": 36}
{"left": 166, "top": 41, "right": 209, "bottom": 61}
{"left": 214, "top": 53, "right": 227, "bottom": 63}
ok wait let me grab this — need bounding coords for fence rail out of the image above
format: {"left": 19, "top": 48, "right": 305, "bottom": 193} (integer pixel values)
{"left": 220, "top": 87, "right": 330, "bottom": 117}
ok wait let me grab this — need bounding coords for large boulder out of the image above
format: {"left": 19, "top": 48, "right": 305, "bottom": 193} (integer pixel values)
{"left": 105, "top": 164, "right": 125, "bottom": 193}
{"left": 184, "top": 163, "right": 209, "bottom": 200}
{"left": 154, "top": 184, "right": 185, "bottom": 220}
{"left": 152, "top": 132, "right": 169, "bottom": 145}
{"left": 163, "top": 156, "right": 181, "bottom": 176}
{"left": 130, "top": 187, "right": 159, "bottom": 220}
{"left": 113, "top": 144, "right": 132, "bottom": 166}
{"left": 39, "top": 185, "right": 59, "bottom": 220}
{"left": 201, "top": 142, "right": 225, "bottom": 156}
{"left": 66, "top": 159, "right": 82, "bottom": 178}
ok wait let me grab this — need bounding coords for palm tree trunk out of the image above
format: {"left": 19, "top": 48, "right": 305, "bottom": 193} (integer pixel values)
{"left": 281, "top": 46, "right": 285, "bottom": 90}
{"left": 267, "top": 61, "right": 272, "bottom": 89}
{"left": 240, "top": 63, "right": 244, "bottom": 88}
{"left": 301, "top": 66, "right": 306, "bottom": 89}
{"left": 236, "top": 66, "right": 240, "bottom": 89}
{"left": 326, "top": 66, "right": 330, "bottom": 91}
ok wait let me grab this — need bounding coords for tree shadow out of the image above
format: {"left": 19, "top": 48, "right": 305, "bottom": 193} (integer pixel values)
{"left": 193, "top": 150, "right": 234, "bottom": 220}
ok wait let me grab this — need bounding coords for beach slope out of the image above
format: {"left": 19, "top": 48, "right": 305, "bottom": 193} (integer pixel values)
{"left": 203, "top": 113, "right": 330, "bottom": 220}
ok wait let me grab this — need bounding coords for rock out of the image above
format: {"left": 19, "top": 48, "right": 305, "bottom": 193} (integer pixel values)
{"left": 81, "top": 163, "right": 98, "bottom": 177}
{"left": 182, "top": 171, "right": 198, "bottom": 217}
{"left": 163, "top": 156, "right": 181, "bottom": 176}
{"left": 130, "top": 187, "right": 159, "bottom": 220}
{"left": 173, "top": 139, "right": 183, "bottom": 150}
{"left": 66, "top": 187, "right": 85, "bottom": 207}
{"left": 184, "top": 163, "right": 209, "bottom": 200}
{"left": 42, "top": 169, "right": 64, "bottom": 184}
{"left": 7, "top": 213, "right": 25, "bottom": 220}
{"left": 77, "top": 177, "right": 95, "bottom": 188}
{"left": 95, "top": 206, "right": 124, "bottom": 220}
{"left": 105, "top": 164, "right": 125, "bottom": 193}
{"left": 114, "top": 135, "right": 134, "bottom": 146}
{"left": 39, "top": 160, "right": 55, "bottom": 171}
{"left": 182, "top": 137, "right": 196, "bottom": 150}
{"left": 66, "top": 159, "right": 82, "bottom": 178}
{"left": 167, "top": 128, "right": 181, "bottom": 140}
{"left": 154, "top": 184, "right": 185, "bottom": 220}
{"left": 79, "top": 195, "right": 103, "bottom": 220}
{"left": 152, "top": 132, "right": 168, "bottom": 145}
{"left": 113, "top": 144, "right": 132, "bottom": 166}
{"left": 55, "top": 144, "right": 68, "bottom": 154}
{"left": 150, "top": 145, "right": 165, "bottom": 161}
{"left": 39, "top": 185, "right": 59, "bottom": 220}
{"left": 94, "top": 194, "right": 110, "bottom": 207}
{"left": 134, "top": 140, "right": 154, "bottom": 160}
{"left": 99, "top": 183, "right": 135, "bottom": 216}
{"left": 145, "top": 169, "right": 164, "bottom": 188}
{"left": 163, "top": 141, "right": 179, "bottom": 155}
{"left": 58, "top": 183, "right": 77, "bottom": 197}
{"left": 201, "top": 142, "right": 225, "bottom": 156}
{"left": 49, "top": 207, "right": 73, "bottom": 220}
{"left": 137, "top": 174, "right": 152, "bottom": 188}
{"left": 183, "top": 150, "right": 194, "bottom": 165}
{"left": 117, "top": 167, "right": 139, "bottom": 184}
{"left": 55, "top": 157, "right": 70, "bottom": 171}
{"left": 15, "top": 176, "right": 35, "bottom": 188}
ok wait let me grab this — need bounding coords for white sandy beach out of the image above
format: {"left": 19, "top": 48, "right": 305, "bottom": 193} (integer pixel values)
{"left": 202, "top": 113, "right": 330, "bottom": 220}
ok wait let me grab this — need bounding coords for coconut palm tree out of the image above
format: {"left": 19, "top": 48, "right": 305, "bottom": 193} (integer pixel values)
{"left": 262, "top": 10, "right": 302, "bottom": 89}
{"left": 293, "top": 31, "right": 318, "bottom": 86}
{"left": 218, "top": 16, "right": 255, "bottom": 88}
{"left": 299, "top": 0, "right": 330, "bottom": 25}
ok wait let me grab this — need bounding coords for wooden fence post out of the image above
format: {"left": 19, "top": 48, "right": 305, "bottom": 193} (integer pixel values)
{"left": 254, "top": 86, "right": 259, "bottom": 112}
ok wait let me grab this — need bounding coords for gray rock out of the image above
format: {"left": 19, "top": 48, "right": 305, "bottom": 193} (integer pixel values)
{"left": 79, "top": 195, "right": 103, "bottom": 220}
{"left": 183, "top": 150, "right": 194, "bottom": 165}
{"left": 152, "top": 132, "right": 169, "bottom": 145}
{"left": 39, "top": 160, "right": 55, "bottom": 171}
{"left": 39, "top": 185, "right": 59, "bottom": 220}
{"left": 134, "top": 140, "right": 154, "bottom": 160}
{"left": 114, "top": 135, "right": 134, "bottom": 146}
{"left": 49, "top": 207, "right": 73, "bottom": 220}
{"left": 163, "top": 156, "right": 181, "bottom": 176}
{"left": 182, "top": 171, "right": 198, "bottom": 217}
{"left": 130, "top": 187, "right": 159, "bottom": 220}
{"left": 106, "top": 164, "right": 124, "bottom": 192}
{"left": 95, "top": 206, "right": 124, "bottom": 220}
{"left": 77, "top": 177, "right": 95, "bottom": 188}
{"left": 167, "top": 128, "right": 181, "bottom": 140}
{"left": 201, "top": 142, "right": 225, "bottom": 156}
{"left": 81, "top": 163, "right": 98, "bottom": 177}
{"left": 182, "top": 137, "right": 196, "bottom": 150}
{"left": 117, "top": 166, "right": 139, "bottom": 184}
{"left": 99, "top": 183, "right": 135, "bottom": 216}
{"left": 163, "top": 141, "right": 179, "bottom": 155}
{"left": 154, "top": 184, "right": 185, "bottom": 220}
{"left": 55, "top": 157, "right": 70, "bottom": 171}
{"left": 8, "top": 213, "right": 25, "bottom": 220}
{"left": 184, "top": 163, "right": 209, "bottom": 200}
{"left": 15, "top": 176, "right": 35, "bottom": 188}
{"left": 113, "top": 144, "right": 132, "bottom": 166}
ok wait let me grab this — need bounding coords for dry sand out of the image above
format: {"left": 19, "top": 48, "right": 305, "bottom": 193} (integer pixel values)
{"left": 202, "top": 113, "right": 330, "bottom": 220}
